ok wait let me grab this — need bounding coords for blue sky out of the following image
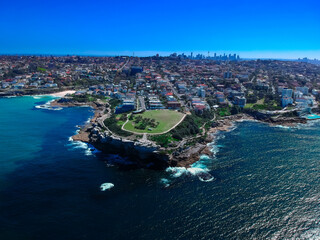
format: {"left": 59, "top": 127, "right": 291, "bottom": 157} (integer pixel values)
{"left": 1, "top": 0, "right": 319, "bottom": 58}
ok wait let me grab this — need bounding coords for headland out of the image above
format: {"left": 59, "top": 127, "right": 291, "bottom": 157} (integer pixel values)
{"left": 51, "top": 95, "right": 314, "bottom": 170}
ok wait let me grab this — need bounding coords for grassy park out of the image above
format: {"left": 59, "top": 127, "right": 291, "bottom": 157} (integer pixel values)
{"left": 123, "top": 110, "right": 185, "bottom": 134}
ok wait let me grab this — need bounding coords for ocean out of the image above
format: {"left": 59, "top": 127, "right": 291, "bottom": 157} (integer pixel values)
{"left": 0, "top": 96, "right": 320, "bottom": 239}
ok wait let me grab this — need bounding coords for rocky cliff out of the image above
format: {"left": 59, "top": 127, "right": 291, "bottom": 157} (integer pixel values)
{"left": 73, "top": 124, "right": 170, "bottom": 169}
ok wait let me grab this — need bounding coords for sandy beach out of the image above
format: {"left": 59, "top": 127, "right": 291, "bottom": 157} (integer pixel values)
{"left": 49, "top": 90, "right": 76, "bottom": 97}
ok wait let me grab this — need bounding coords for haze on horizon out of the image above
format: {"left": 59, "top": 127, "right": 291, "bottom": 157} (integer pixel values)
{"left": 1, "top": 0, "right": 319, "bottom": 59}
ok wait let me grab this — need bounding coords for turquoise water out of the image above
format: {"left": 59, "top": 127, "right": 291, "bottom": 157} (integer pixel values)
{"left": 0, "top": 96, "right": 91, "bottom": 179}
{"left": 1, "top": 96, "right": 320, "bottom": 239}
{"left": 306, "top": 113, "right": 320, "bottom": 119}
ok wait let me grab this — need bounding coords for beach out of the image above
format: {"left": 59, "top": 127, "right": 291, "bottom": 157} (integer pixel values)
{"left": 49, "top": 90, "right": 76, "bottom": 97}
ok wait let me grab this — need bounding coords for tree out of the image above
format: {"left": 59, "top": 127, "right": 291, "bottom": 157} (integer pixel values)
{"left": 231, "top": 106, "right": 241, "bottom": 115}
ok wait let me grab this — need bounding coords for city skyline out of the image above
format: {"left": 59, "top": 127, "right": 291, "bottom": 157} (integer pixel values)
{"left": 1, "top": 51, "right": 320, "bottom": 61}
{"left": 1, "top": 0, "right": 320, "bottom": 59}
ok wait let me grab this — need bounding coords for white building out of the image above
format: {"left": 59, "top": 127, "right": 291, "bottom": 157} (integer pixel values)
{"left": 295, "top": 96, "right": 313, "bottom": 107}
{"left": 295, "top": 86, "right": 309, "bottom": 95}
{"left": 293, "top": 91, "right": 303, "bottom": 99}
{"left": 312, "top": 89, "right": 319, "bottom": 95}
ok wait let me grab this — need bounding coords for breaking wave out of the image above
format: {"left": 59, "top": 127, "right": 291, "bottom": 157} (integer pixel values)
{"left": 100, "top": 183, "right": 114, "bottom": 191}
{"left": 274, "top": 125, "right": 291, "bottom": 129}
{"left": 166, "top": 154, "right": 215, "bottom": 182}
{"left": 165, "top": 165, "right": 214, "bottom": 182}
{"left": 160, "top": 178, "right": 171, "bottom": 187}
{"left": 35, "top": 99, "right": 63, "bottom": 111}
{"left": 66, "top": 132, "right": 100, "bottom": 156}
{"left": 163, "top": 125, "right": 233, "bottom": 183}
{"left": 85, "top": 117, "right": 91, "bottom": 124}
{"left": 32, "top": 95, "right": 45, "bottom": 99}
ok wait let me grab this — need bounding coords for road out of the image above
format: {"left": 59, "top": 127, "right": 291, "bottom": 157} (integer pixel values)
{"left": 138, "top": 96, "right": 146, "bottom": 110}
{"left": 118, "top": 58, "right": 130, "bottom": 72}
{"left": 168, "top": 81, "right": 185, "bottom": 108}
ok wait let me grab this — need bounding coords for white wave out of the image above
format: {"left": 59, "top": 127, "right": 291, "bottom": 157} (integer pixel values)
{"left": 191, "top": 158, "right": 210, "bottom": 171}
{"left": 160, "top": 178, "right": 171, "bottom": 187}
{"left": 100, "top": 183, "right": 114, "bottom": 191}
{"left": 235, "top": 119, "right": 258, "bottom": 123}
{"left": 190, "top": 160, "right": 214, "bottom": 182}
{"left": 66, "top": 127, "right": 100, "bottom": 156}
{"left": 187, "top": 167, "right": 206, "bottom": 175}
{"left": 208, "top": 136, "right": 224, "bottom": 155}
{"left": 274, "top": 125, "right": 291, "bottom": 129}
{"left": 85, "top": 117, "right": 91, "bottom": 124}
{"left": 69, "top": 140, "right": 88, "bottom": 149}
{"left": 85, "top": 148, "right": 93, "bottom": 156}
{"left": 66, "top": 136, "right": 97, "bottom": 156}
{"left": 227, "top": 125, "right": 238, "bottom": 132}
{"left": 32, "top": 95, "right": 46, "bottom": 99}
{"left": 198, "top": 175, "right": 214, "bottom": 182}
{"left": 165, "top": 150, "right": 216, "bottom": 182}
{"left": 86, "top": 144, "right": 101, "bottom": 156}
{"left": 166, "top": 164, "right": 214, "bottom": 182}
{"left": 166, "top": 167, "right": 188, "bottom": 178}
{"left": 209, "top": 144, "right": 220, "bottom": 155}
{"left": 35, "top": 99, "right": 62, "bottom": 111}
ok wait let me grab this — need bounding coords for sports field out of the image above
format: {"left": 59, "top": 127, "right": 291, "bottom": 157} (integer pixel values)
{"left": 123, "top": 110, "right": 185, "bottom": 134}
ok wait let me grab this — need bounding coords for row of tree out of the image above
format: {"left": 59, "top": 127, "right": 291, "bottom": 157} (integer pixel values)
{"left": 170, "top": 115, "right": 200, "bottom": 140}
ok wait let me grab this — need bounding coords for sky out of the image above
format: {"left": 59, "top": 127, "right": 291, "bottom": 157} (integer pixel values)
{"left": 0, "top": 0, "right": 320, "bottom": 59}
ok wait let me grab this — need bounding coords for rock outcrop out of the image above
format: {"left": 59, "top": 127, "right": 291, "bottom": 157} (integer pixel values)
{"left": 73, "top": 124, "right": 170, "bottom": 169}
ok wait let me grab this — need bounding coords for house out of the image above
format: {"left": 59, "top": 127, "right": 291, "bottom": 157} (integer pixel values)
{"left": 167, "top": 101, "right": 181, "bottom": 109}
{"left": 115, "top": 98, "right": 135, "bottom": 114}
{"left": 234, "top": 96, "right": 246, "bottom": 108}
{"left": 194, "top": 104, "right": 206, "bottom": 114}
{"left": 148, "top": 95, "right": 164, "bottom": 109}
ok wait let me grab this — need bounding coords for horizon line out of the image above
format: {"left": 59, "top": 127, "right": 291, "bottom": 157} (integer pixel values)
{"left": 0, "top": 53, "right": 319, "bottom": 61}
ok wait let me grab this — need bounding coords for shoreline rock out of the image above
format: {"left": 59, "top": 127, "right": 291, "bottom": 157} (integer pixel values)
{"left": 53, "top": 100, "right": 314, "bottom": 169}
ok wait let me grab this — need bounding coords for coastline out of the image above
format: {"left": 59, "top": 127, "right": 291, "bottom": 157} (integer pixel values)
{"left": 49, "top": 97, "right": 316, "bottom": 169}
{"left": 0, "top": 88, "right": 76, "bottom": 98}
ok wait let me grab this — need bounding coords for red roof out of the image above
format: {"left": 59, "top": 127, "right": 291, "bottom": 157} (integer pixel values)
{"left": 194, "top": 105, "right": 206, "bottom": 110}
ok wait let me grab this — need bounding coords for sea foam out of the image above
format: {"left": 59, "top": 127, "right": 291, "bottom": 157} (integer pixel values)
{"left": 164, "top": 135, "right": 224, "bottom": 183}
{"left": 35, "top": 99, "right": 62, "bottom": 111}
{"left": 160, "top": 178, "right": 171, "bottom": 187}
{"left": 274, "top": 125, "right": 291, "bottom": 129}
{"left": 66, "top": 132, "right": 99, "bottom": 156}
{"left": 100, "top": 183, "right": 114, "bottom": 191}
{"left": 166, "top": 162, "right": 214, "bottom": 182}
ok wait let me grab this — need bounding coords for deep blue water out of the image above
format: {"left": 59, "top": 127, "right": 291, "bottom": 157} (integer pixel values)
{"left": 0, "top": 96, "right": 320, "bottom": 239}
